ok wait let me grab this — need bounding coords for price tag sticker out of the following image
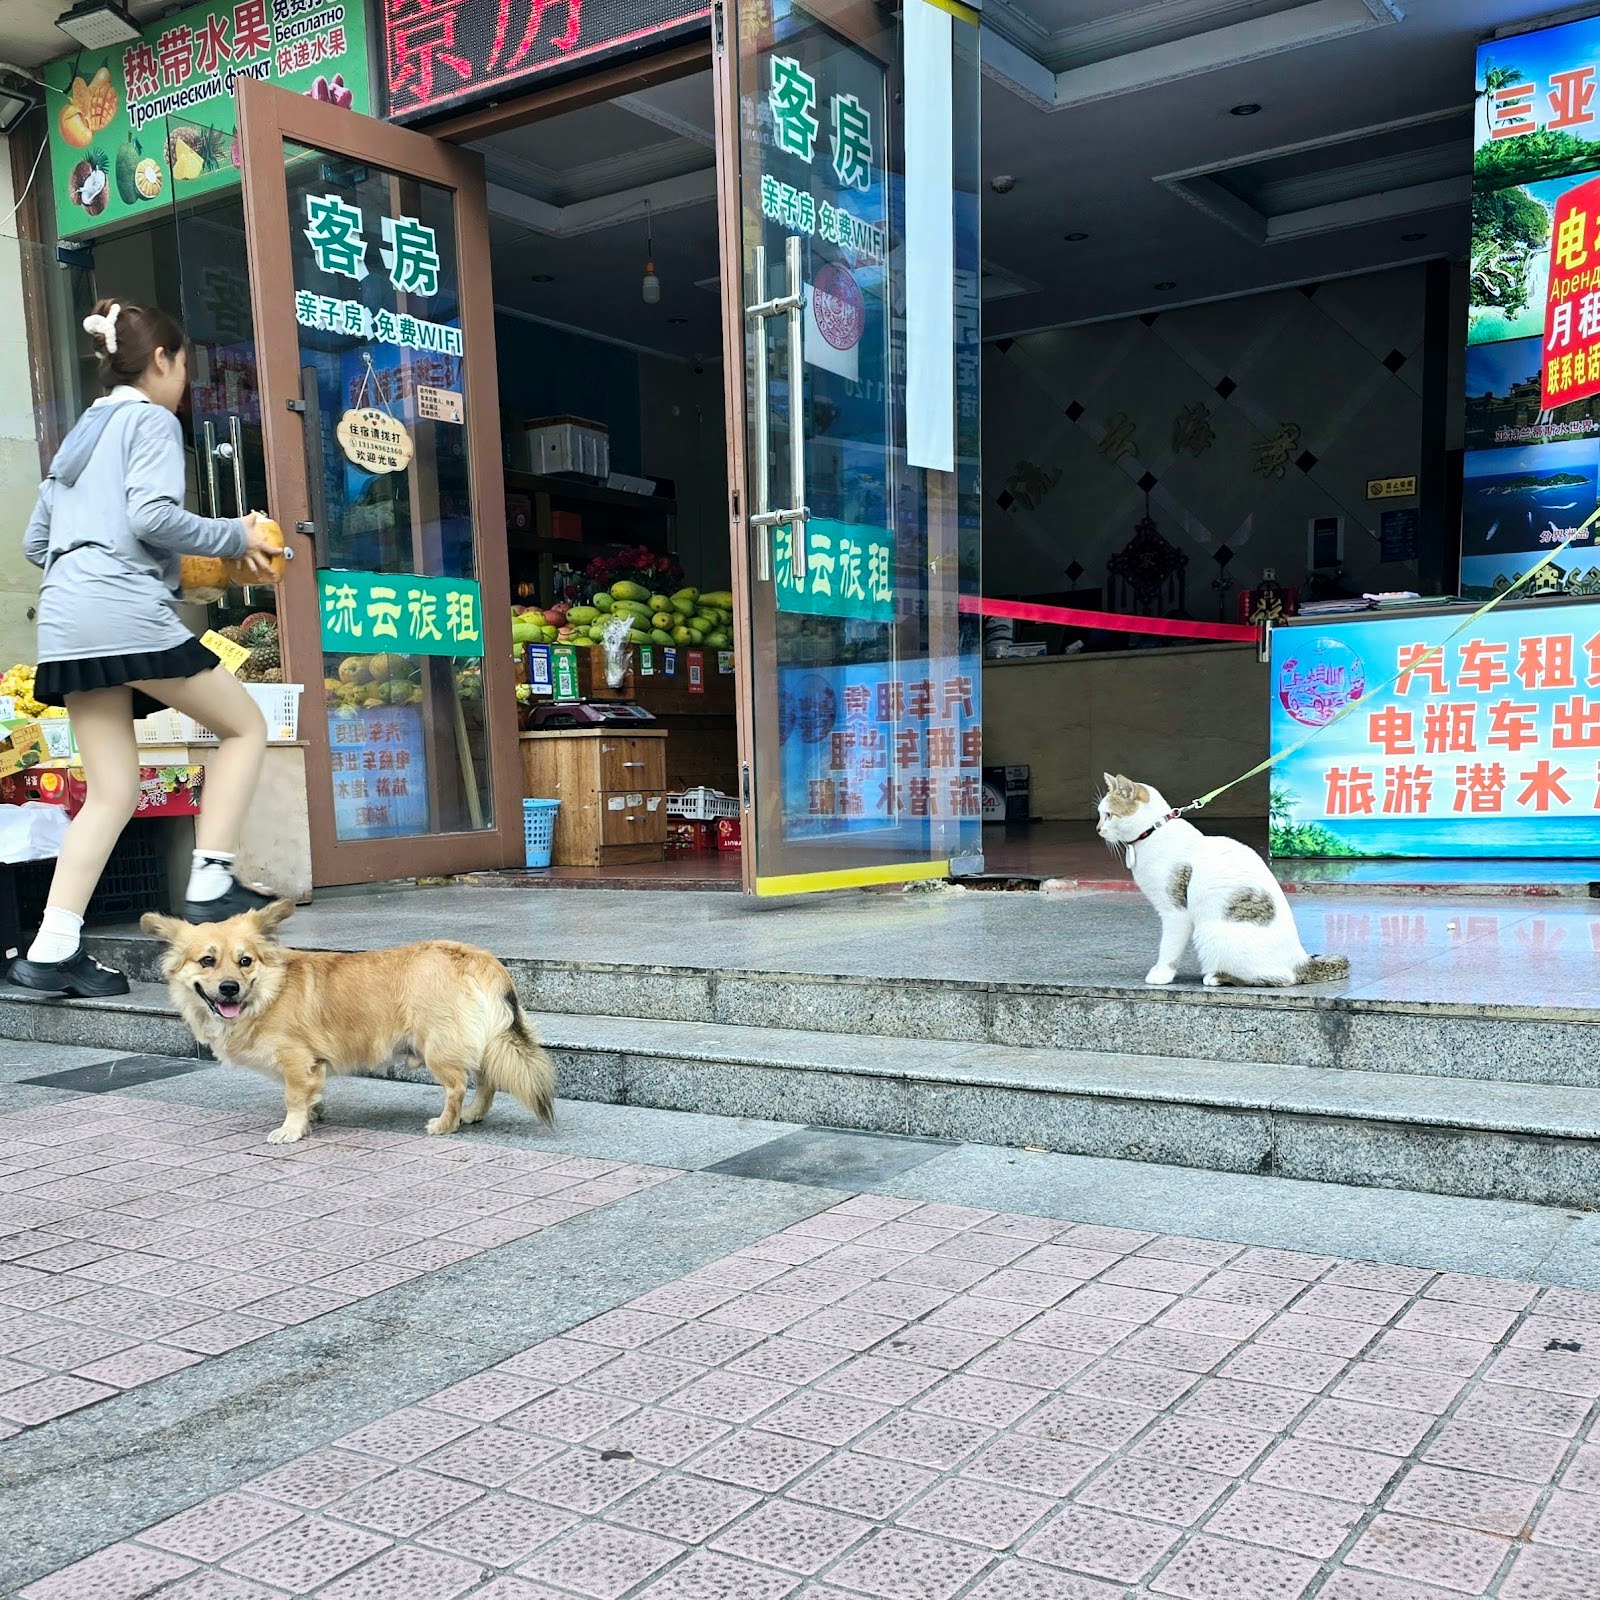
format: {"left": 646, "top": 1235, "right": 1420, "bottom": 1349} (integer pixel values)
{"left": 202, "top": 630, "right": 253, "bottom": 676}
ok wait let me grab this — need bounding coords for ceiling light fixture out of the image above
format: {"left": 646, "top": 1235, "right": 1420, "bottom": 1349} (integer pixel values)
{"left": 530, "top": 273, "right": 554, "bottom": 283}
{"left": 990, "top": 175, "right": 1015, "bottom": 194}
{"left": 668, "top": 316, "right": 689, "bottom": 325}
{"left": 1154, "top": 280, "right": 1177, "bottom": 291}
{"left": 641, "top": 201, "right": 661, "bottom": 307}
{"left": 55, "top": 0, "right": 140, "bottom": 48}
{"left": 1228, "top": 102, "right": 1262, "bottom": 116}
{"left": 1064, "top": 231, "right": 1089, "bottom": 242}
{"left": 1400, "top": 231, "right": 1427, "bottom": 241}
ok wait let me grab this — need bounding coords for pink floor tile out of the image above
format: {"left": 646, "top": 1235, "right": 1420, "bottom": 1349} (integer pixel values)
{"left": 519, "top": 1522, "right": 682, "bottom": 1600}
{"left": 1344, "top": 1513, "right": 1511, "bottom": 1594}
{"left": 0, "top": 1371, "right": 116, "bottom": 1424}
{"left": 1148, "top": 1533, "right": 1320, "bottom": 1598}
{"left": 16, "top": 1541, "right": 196, "bottom": 1599}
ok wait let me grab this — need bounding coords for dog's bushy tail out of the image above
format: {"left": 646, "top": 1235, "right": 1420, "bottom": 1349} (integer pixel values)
{"left": 481, "top": 986, "right": 556, "bottom": 1124}
{"left": 1295, "top": 954, "right": 1351, "bottom": 984}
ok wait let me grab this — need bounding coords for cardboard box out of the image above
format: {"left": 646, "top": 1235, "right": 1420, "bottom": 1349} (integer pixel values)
{"left": 0, "top": 721, "right": 48, "bottom": 778}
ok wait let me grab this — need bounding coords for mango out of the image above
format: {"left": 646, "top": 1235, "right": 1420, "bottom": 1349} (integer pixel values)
{"left": 700, "top": 590, "right": 734, "bottom": 610}
{"left": 705, "top": 630, "right": 731, "bottom": 648}
{"left": 672, "top": 625, "right": 694, "bottom": 644}
{"left": 651, "top": 612, "right": 675, "bottom": 630}
{"left": 592, "top": 592, "right": 614, "bottom": 611}
{"left": 671, "top": 587, "right": 699, "bottom": 606}
{"left": 649, "top": 593, "right": 670, "bottom": 611}
{"left": 610, "top": 580, "right": 651, "bottom": 603}
{"left": 567, "top": 605, "right": 599, "bottom": 625}
{"left": 650, "top": 629, "right": 675, "bottom": 646}
{"left": 628, "top": 628, "right": 652, "bottom": 645}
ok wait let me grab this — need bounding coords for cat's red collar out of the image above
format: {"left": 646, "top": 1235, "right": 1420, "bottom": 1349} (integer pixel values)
{"left": 1130, "top": 810, "right": 1180, "bottom": 845}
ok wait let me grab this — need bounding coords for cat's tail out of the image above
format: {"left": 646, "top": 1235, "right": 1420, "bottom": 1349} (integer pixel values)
{"left": 1295, "top": 954, "right": 1351, "bottom": 984}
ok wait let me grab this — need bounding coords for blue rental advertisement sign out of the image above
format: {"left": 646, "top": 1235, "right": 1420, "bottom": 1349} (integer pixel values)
{"left": 1269, "top": 602, "right": 1600, "bottom": 857}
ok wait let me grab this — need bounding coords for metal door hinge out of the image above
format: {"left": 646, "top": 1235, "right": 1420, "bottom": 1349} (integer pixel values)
{"left": 286, "top": 398, "right": 307, "bottom": 413}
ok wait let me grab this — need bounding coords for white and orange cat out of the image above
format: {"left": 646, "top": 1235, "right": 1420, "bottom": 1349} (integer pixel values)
{"left": 1095, "top": 773, "right": 1351, "bottom": 988}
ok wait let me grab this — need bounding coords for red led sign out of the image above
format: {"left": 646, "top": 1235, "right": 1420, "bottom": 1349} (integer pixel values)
{"left": 382, "top": 0, "right": 712, "bottom": 117}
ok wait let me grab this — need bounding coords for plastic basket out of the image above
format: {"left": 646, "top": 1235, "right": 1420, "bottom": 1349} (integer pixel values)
{"left": 523, "top": 798, "right": 560, "bottom": 869}
{"left": 14, "top": 822, "right": 168, "bottom": 928}
{"left": 665, "top": 786, "right": 738, "bottom": 822}
{"left": 134, "top": 684, "right": 302, "bottom": 746}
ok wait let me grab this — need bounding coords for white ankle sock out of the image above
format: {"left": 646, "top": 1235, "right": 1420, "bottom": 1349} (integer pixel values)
{"left": 187, "top": 850, "right": 236, "bottom": 903}
{"left": 28, "top": 906, "right": 84, "bottom": 964}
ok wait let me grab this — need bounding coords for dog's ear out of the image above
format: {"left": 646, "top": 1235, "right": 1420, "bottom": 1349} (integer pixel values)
{"left": 140, "top": 911, "right": 187, "bottom": 945}
{"left": 250, "top": 899, "right": 295, "bottom": 936}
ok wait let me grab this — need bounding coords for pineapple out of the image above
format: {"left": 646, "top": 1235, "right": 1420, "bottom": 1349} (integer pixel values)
{"left": 249, "top": 639, "right": 282, "bottom": 673}
{"left": 240, "top": 613, "right": 279, "bottom": 647}
{"left": 216, "top": 625, "right": 246, "bottom": 645}
{"left": 168, "top": 133, "right": 204, "bottom": 183}
{"left": 257, "top": 667, "right": 284, "bottom": 685}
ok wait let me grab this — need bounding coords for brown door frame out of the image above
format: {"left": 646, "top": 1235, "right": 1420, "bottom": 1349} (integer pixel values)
{"left": 235, "top": 78, "right": 521, "bottom": 884}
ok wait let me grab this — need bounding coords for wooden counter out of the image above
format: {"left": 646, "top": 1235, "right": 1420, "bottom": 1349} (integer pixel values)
{"left": 519, "top": 728, "right": 670, "bottom": 867}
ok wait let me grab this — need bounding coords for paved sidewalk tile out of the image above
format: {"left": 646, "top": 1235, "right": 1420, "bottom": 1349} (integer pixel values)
{"left": 0, "top": 1098, "right": 677, "bottom": 1430}
{"left": 21, "top": 1194, "right": 1600, "bottom": 1598}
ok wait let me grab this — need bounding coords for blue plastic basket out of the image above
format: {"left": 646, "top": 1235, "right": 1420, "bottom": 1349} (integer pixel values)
{"left": 522, "top": 798, "right": 561, "bottom": 869}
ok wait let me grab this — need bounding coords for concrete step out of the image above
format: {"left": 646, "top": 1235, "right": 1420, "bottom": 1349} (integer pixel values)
{"left": 78, "top": 930, "right": 1600, "bottom": 1090}
{"left": 4, "top": 982, "right": 1600, "bottom": 1208}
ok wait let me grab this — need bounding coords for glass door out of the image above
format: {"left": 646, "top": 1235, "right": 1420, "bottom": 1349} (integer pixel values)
{"left": 721, "top": 0, "right": 984, "bottom": 895}
{"left": 166, "top": 115, "right": 280, "bottom": 664}
{"left": 233, "top": 79, "right": 521, "bottom": 883}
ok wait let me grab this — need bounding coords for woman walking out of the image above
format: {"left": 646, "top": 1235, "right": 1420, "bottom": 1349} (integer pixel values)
{"left": 9, "top": 298, "right": 283, "bottom": 997}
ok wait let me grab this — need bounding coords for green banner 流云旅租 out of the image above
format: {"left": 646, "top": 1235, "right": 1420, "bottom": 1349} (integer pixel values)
{"left": 319, "top": 571, "right": 485, "bottom": 659}
{"left": 45, "top": 0, "right": 371, "bottom": 236}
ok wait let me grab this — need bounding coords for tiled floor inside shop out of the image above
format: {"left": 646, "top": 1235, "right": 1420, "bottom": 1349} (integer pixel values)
{"left": 8, "top": 1043, "right": 1600, "bottom": 1598}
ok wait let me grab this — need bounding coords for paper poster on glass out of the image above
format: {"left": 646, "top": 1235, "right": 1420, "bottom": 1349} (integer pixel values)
{"left": 328, "top": 706, "right": 429, "bottom": 840}
{"left": 1269, "top": 605, "right": 1600, "bottom": 859}
{"left": 778, "top": 658, "right": 981, "bottom": 847}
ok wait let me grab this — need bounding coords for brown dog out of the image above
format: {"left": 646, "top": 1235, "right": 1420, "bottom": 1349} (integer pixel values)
{"left": 141, "top": 901, "right": 556, "bottom": 1144}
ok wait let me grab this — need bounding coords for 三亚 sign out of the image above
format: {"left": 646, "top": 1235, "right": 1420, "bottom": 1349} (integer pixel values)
{"left": 44, "top": 0, "right": 369, "bottom": 236}
{"left": 320, "top": 570, "right": 484, "bottom": 657}
{"left": 1268, "top": 601, "right": 1600, "bottom": 857}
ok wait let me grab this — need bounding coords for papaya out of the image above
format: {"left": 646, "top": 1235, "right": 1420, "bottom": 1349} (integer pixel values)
{"left": 229, "top": 516, "right": 287, "bottom": 586}
{"left": 610, "top": 580, "right": 651, "bottom": 603}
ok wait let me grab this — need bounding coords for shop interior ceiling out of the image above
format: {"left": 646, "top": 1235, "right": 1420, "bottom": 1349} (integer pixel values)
{"left": 0, "top": 0, "right": 1581, "bottom": 354}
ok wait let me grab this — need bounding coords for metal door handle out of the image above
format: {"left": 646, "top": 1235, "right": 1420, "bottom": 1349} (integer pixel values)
{"left": 228, "top": 414, "right": 247, "bottom": 516}
{"left": 201, "top": 419, "right": 221, "bottom": 518}
{"left": 745, "top": 233, "right": 809, "bottom": 582}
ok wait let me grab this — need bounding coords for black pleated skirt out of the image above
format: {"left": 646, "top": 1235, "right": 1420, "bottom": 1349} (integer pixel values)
{"left": 34, "top": 639, "right": 218, "bottom": 717}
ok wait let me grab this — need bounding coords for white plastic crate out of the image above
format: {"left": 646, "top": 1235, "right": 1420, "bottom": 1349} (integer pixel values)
{"left": 665, "top": 786, "right": 738, "bottom": 822}
{"left": 135, "top": 684, "right": 302, "bottom": 746}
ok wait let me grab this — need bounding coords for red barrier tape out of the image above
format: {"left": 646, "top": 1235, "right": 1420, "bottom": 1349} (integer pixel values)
{"left": 958, "top": 594, "right": 1258, "bottom": 643}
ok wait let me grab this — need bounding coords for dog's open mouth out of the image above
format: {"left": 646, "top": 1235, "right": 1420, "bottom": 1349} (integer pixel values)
{"left": 196, "top": 984, "right": 245, "bottom": 1021}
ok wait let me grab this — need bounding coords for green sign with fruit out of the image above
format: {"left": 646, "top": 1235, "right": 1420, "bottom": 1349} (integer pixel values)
{"left": 44, "top": 0, "right": 370, "bottom": 235}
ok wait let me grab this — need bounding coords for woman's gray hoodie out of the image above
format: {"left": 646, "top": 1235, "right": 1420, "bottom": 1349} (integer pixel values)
{"left": 23, "top": 388, "right": 246, "bottom": 663}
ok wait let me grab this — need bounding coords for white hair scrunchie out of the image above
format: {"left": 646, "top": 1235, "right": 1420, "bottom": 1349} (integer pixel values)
{"left": 82, "top": 302, "right": 121, "bottom": 354}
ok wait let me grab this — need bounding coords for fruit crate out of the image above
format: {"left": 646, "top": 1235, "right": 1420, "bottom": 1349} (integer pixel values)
{"left": 665, "top": 786, "right": 738, "bottom": 822}
{"left": 134, "top": 684, "right": 302, "bottom": 746}
{"left": 13, "top": 822, "right": 169, "bottom": 928}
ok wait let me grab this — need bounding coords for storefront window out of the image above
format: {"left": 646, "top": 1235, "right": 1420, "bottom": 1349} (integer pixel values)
{"left": 282, "top": 140, "right": 490, "bottom": 842}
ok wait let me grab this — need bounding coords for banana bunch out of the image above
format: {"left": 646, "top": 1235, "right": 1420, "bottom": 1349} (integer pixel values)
{"left": 1, "top": 663, "right": 51, "bottom": 719}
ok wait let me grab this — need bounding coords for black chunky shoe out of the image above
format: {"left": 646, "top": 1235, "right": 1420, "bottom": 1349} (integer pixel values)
{"left": 7, "top": 948, "right": 130, "bottom": 998}
{"left": 184, "top": 877, "right": 278, "bottom": 924}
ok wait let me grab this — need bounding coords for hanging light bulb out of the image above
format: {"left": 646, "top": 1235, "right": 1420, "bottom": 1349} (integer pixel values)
{"left": 641, "top": 201, "right": 661, "bottom": 305}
